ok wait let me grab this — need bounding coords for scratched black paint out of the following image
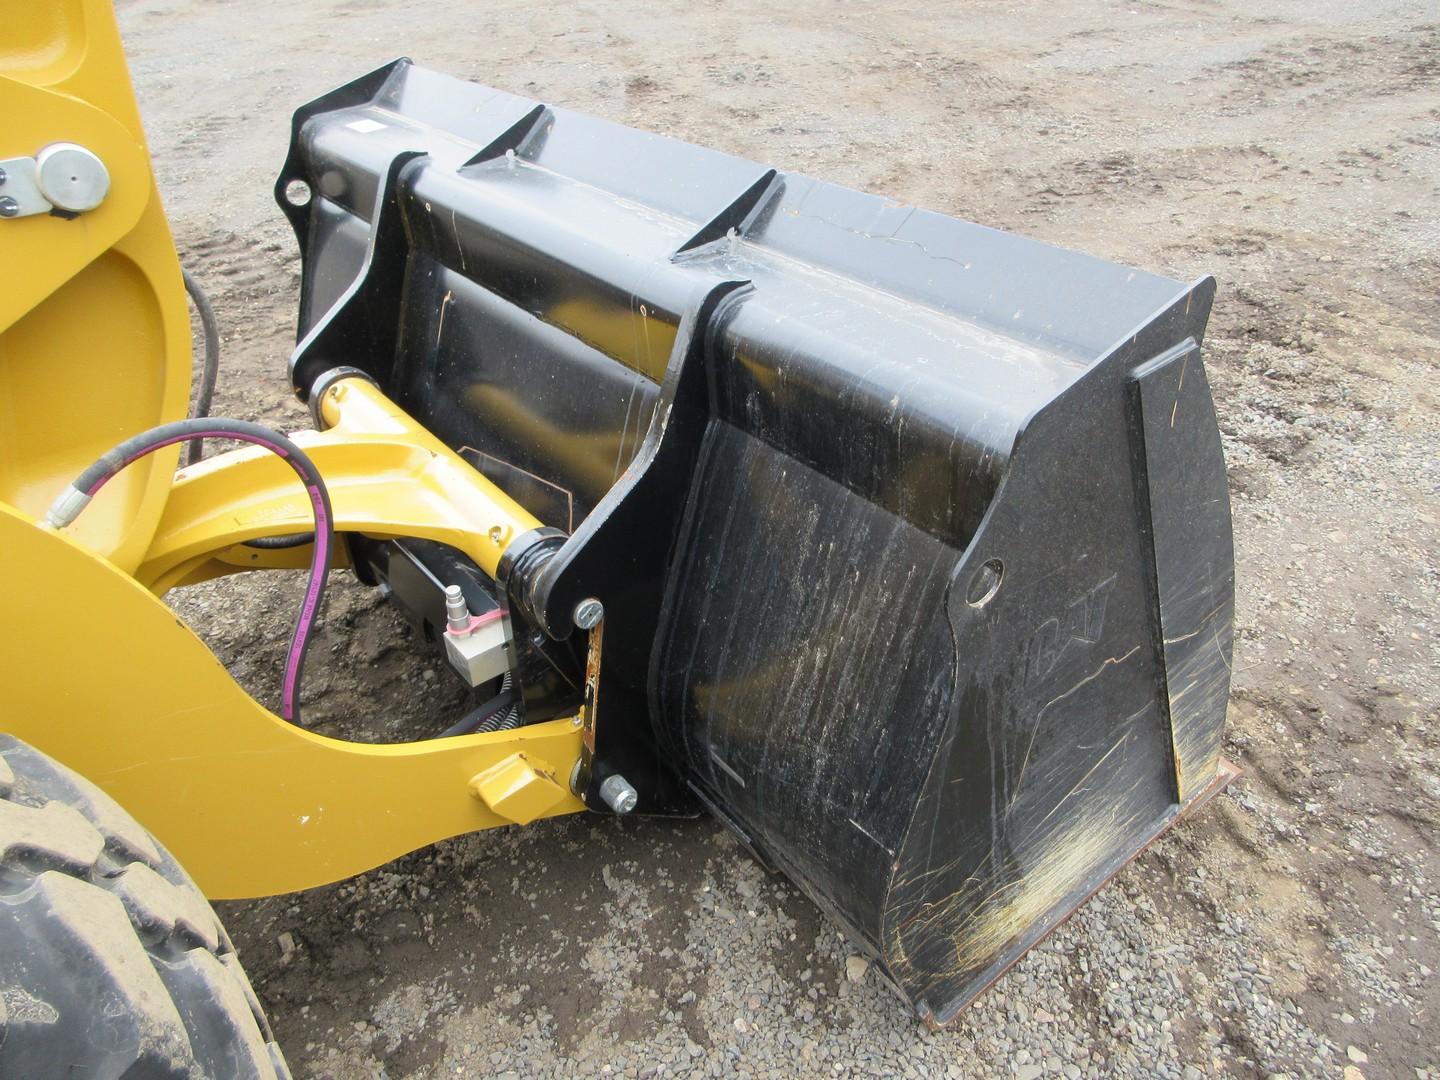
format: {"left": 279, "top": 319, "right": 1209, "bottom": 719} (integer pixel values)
{"left": 278, "top": 62, "right": 1235, "bottom": 1023}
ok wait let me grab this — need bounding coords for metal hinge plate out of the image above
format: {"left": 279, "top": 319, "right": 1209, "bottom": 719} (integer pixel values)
{"left": 0, "top": 144, "right": 110, "bottom": 219}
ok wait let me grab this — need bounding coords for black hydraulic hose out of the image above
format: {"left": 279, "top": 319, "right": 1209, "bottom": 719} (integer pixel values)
{"left": 473, "top": 697, "right": 523, "bottom": 734}
{"left": 243, "top": 531, "right": 316, "bottom": 550}
{"left": 45, "top": 418, "right": 334, "bottom": 726}
{"left": 174, "top": 269, "right": 317, "bottom": 553}
{"left": 439, "top": 674, "right": 520, "bottom": 738}
{"left": 181, "top": 269, "right": 221, "bottom": 468}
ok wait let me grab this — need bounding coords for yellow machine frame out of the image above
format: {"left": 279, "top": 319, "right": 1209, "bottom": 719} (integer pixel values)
{"left": 1, "top": 1, "right": 585, "bottom": 899}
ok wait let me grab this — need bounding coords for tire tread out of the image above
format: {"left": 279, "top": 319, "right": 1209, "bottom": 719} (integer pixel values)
{"left": 0, "top": 736, "right": 286, "bottom": 1079}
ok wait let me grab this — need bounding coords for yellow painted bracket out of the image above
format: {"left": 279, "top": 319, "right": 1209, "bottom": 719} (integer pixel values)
{"left": 469, "top": 753, "right": 572, "bottom": 826}
{"left": 0, "top": 501, "right": 584, "bottom": 899}
{"left": 0, "top": 375, "right": 593, "bottom": 898}
{"left": 1, "top": 0, "right": 193, "bottom": 572}
{"left": 137, "top": 377, "right": 543, "bottom": 594}
{"left": 0, "top": 375, "right": 593, "bottom": 899}
{"left": 1, "top": 4, "right": 587, "bottom": 903}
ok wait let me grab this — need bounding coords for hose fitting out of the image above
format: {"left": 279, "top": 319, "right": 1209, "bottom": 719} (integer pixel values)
{"left": 43, "top": 485, "right": 92, "bottom": 530}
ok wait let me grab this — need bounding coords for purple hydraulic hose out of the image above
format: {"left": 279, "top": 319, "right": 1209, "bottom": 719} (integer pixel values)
{"left": 46, "top": 418, "right": 334, "bottom": 725}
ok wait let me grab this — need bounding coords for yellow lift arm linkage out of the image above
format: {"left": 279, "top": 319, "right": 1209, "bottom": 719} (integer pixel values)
{"left": 0, "top": 1, "right": 584, "bottom": 898}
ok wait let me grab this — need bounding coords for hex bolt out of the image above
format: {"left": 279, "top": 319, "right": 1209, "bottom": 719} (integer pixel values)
{"left": 0, "top": 197, "right": 19, "bottom": 218}
{"left": 598, "top": 774, "right": 638, "bottom": 815}
{"left": 444, "top": 584, "right": 470, "bottom": 633}
{"left": 573, "top": 597, "right": 604, "bottom": 630}
{"left": 0, "top": 166, "right": 7, "bottom": 186}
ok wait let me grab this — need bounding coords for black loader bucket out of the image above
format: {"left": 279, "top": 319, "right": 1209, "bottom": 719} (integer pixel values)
{"left": 278, "top": 61, "right": 1237, "bottom": 1025}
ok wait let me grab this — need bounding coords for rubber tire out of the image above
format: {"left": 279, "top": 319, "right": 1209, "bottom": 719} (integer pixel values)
{"left": 0, "top": 735, "right": 289, "bottom": 1079}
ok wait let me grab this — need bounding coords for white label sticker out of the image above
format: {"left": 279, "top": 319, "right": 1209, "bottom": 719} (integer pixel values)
{"left": 345, "top": 118, "right": 387, "bottom": 134}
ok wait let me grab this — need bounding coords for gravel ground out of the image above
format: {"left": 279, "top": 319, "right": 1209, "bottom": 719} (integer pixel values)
{"left": 117, "top": 0, "right": 1439, "bottom": 1076}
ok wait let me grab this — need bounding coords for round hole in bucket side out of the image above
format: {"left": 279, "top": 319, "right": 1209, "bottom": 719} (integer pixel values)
{"left": 966, "top": 558, "right": 1004, "bottom": 608}
{"left": 284, "top": 178, "right": 312, "bottom": 206}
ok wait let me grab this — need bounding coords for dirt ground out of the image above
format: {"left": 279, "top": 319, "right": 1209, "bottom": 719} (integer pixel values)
{"left": 116, "top": 0, "right": 1438, "bottom": 1076}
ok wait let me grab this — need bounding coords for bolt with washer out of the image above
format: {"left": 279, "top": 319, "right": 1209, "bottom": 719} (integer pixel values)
{"left": 0, "top": 197, "right": 19, "bottom": 218}
{"left": 573, "top": 597, "right": 604, "bottom": 629}
{"left": 599, "top": 774, "right": 638, "bottom": 815}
